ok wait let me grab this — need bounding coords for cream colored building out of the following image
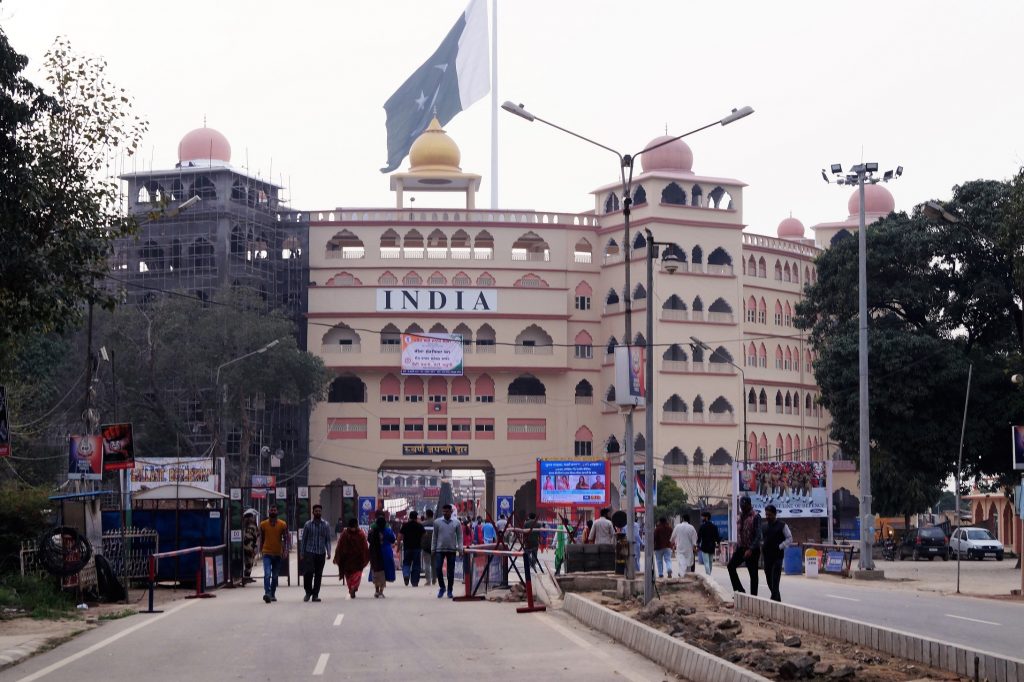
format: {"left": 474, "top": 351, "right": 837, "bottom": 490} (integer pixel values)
{"left": 307, "top": 118, "right": 847, "bottom": 517}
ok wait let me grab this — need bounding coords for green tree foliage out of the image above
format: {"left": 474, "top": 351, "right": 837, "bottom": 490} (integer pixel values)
{"left": 0, "top": 33, "right": 147, "bottom": 358}
{"left": 0, "top": 483, "right": 52, "bottom": 573}
{"left": 653, "top": 475, "right": 688, "bottom": 521}
{"left": 796, "top": 176, "right": 1024, "bottom": 518}
{"left": 99, "top": 291, "right": 329, "bottom": 486}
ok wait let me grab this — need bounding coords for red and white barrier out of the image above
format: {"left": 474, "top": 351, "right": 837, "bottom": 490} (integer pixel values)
{"left": 144, "top": 544, "right": 226, "bottom": 613}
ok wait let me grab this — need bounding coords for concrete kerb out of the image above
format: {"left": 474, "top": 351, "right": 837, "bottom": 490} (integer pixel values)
{"left": 563, "top": 593, "right": 770, "bottom": 682}
{"left": 0, "top": 638, "right": 48, "bottom": 671}
{"left": 734, "top": 593, "right": 1024, "bottom": 682}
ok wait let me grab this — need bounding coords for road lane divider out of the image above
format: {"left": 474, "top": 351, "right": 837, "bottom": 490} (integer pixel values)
{"left": 946, "top": 614, "right": 999, "bottom": 626}
{"left": 312, "top": 653, "right": 329, "bottom": 676}
{"left": 825, "top": 594, "right": 860, "bottom": 602}
{"left": 333, "top": 614, "right": 344, "bottom": 626}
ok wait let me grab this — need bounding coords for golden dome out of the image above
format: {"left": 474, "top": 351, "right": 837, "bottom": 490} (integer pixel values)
{"left": 408, "top": 117, "right": 462, "bottom": 172}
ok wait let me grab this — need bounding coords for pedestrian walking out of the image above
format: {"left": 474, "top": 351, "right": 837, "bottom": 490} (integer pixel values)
{"left": 241, "top": 510, "right": 258, "bottom": 584}
{"left": 727, "top": 496, "right": 763, "bottom": 595}
{"left": 523, "top": 512, "right": 542, "bottom": 572}
{"left": 697, "top": 511, "right": 721, "bottom": 575}
{"left": 670, "top": 514, "right": 698, "bottom": 576}
{"left": 301, "top": 503, "right": 333, "bottom": 602}
{"left": 761, "top": 504, "right": 793, "bottom": 602}
{"left": 333, "top": 518, "right": 369, "bottom": 598}
{"left": 653, "top": 517, "right": 673, "bottom": 578}
{"left": 258, "top": 505, "right": 289, "bottom": 604}
{"left": 368, "top": 513, "right": 397, "bottom": 598}
{"left": 591, "top": 507, "right": 615, "bottom": 545}
{"left": 583, "top": 519, "right": 594, "bottom": 544}
{"left": 421, "top": 508, "right": 435, "bottom": 586}
{"left": 432, "top": 503, "right": 463, "bottom": 598}
{"left": 399, "top": 511, "right": 425, "bottom": 587}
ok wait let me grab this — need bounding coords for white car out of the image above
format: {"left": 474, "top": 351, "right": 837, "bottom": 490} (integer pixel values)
{"left": 949, "top": 527, "right": 1004, "bottom": 561}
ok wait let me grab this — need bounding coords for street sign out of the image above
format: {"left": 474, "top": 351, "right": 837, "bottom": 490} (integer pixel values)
{"left": 343, "top": 485, "right": 354, "bottom": 498}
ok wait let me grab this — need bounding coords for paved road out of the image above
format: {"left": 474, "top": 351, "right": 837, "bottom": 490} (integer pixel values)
{"left": 0, "top": 576, "right": 677, "bottom": 682}
{"left": 705, "top": 564, "right": 1024, "bottom": 659}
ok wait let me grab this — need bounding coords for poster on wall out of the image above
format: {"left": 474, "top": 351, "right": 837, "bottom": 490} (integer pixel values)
{"left": 733, "top": 461, "right": 831, "bottom": 519}
{"left": 68, "top": 435, "right": 104, "bottom": 480}
{"left": 400, "top": 333, "right": 464, "bottom": 376}
{"left": 100, "top": 423, "right": 135, "bottom": 471}
{"left": 358, "top": 496, "right": 376, "bottom": 526}
{"left": 1012, "top": 425, "right": 1024, "bottom": 470}
{"left": 613, "top": 346, "right": 645, "bottom": 406}
{"left": 130, "top": 458, "right": 218, "bottom": 492}
{"left": 496, "top": 495, "right": 514, "bottom": 519}
{"left": 536, "top": 459, "right": 609, "bottom": 507}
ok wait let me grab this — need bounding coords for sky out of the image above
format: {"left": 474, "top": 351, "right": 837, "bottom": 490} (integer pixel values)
{"left": 4, "top": 0, "right": 1024, "bottom": 236}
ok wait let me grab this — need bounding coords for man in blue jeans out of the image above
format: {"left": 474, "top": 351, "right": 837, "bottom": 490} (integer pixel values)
{"left": 431, "top": 504, "right": 463, "bottom": 598}
{"left": 259, "top": 505, "right": 289, "bottom": 603}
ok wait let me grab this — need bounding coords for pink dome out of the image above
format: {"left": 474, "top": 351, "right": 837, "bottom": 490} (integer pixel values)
{"left": 178, "top": 127, "right": 231, "bottom": 165}
{"left": 777, "top": 216, "right": 805, "bottom": 239}
{"left": 639, "top": 135, "right": 693, "bottom": 173}
{"left": 847, "top": 183, "right": 895, "bottom": 217}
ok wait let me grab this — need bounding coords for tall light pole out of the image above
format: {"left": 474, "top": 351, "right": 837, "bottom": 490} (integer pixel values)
{"left": 822, "top": 162, "right": 902, "bottom": 571}
{"left": 690, "top": 336, "right": 747, "bottom": 466}
{"left": 503, "top": 101, "right": 754, "bottom": 581}
{"left": 642, "top": 230, "right": 682, "bottom": 603}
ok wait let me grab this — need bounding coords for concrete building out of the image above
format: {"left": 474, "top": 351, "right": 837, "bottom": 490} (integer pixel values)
{"left": 305, "top": 118, "right": 841, "bottom": 519}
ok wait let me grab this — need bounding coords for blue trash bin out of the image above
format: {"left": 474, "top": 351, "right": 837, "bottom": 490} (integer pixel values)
{"left": 783, "top": 545, "right": 803, "bottom": 575}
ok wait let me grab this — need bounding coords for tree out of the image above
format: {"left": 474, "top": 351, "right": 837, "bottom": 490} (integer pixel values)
{"left": 796, "top": 175, "right": 1024, "bottom": 521}
{"left": 99, "top": 290, "right": 328, "bottom": 486}
{"left": 652, "top": 475, "right": 688, "bottom": 522}
{"left": 0, "top": 33, "right": 147, "bottom": 358}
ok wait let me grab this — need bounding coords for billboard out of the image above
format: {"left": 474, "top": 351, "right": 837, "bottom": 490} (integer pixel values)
{"left": 613, "top": 346, "right": 645, "bottom": 406}
{"left": 130, "top": 457, "right": 218, "bottom": 492}
{"left": 100, "top": 423, "right": 135, "bottom": 471}
{"left": 0, "top": 384, "right": 10, "bottom": 457}
{"left": 1012, "top": 425, "right": 1024, "bottom": 471}
{"left": 734, "top": 460, "right": 831, "bottom": 518}
{"left": 68, "top": 435, "right": 104, "bottom": 480}
{"left": 400, "top": 333, "right": 464, "bottom": 376}
{"left": 536, "top": 459, "right": 609, "bottom": 507}
{"left": 358, "top": 496, "right": 376, "bottom": 526}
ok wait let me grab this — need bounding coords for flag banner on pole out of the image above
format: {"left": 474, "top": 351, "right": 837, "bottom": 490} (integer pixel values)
{"left": 380, "top": 0, "right": 489, "bottom": 173}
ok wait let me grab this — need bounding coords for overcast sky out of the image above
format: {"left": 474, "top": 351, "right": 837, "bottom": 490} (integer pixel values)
{"left": 5, "top": 1, "right": 1023, "bottom": 236}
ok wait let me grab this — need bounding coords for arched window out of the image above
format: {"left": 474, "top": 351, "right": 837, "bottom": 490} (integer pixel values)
{"left": 663, "top": 395, "right": 688, "bottom": 423}
{"left": 139, "top": 240, "right": 165, "bottom": 272}
{"left": 574, "top": 331, "right": 593, "bottom": 360}
{"left": 450, "top": 229, "right": 471, "bottom": 258}
{"left": 785, "top": 434, "right": 793, "bottom": 460}
{"left": 427, "top": 271, "right": 447, "bottom": 286}
{"left": 748, "top": 389, "right": 757, "bottom": 409}
{"left": 759, "top": 389, "right": 768, "bottom": 412}
{"left": 692, "top": 295, "right": 704, "bottom": 314}
{"left": 709, "top": 397, "right": 734, "bottom": 423}
{"left": 774, "top": 260, "right": 783, "bottom": 280}
{"left": 328, "top": 374, "right": 366, "bottom": 403}
{"left": 708, "top": 298, "right": 733, "bottom": 322}
{"left": 574, "top": 427, "right": 593, "bottom": 457}
{"left": 758, "top": 434, "right": 768, "bottom": 459}
{"left": 662, "top": 294, "right": 688, "bottom": 321}
{"left": 606, "top": 336, "right": 618, "bottom": 355}
{"left": 508, "top": 374, "right": 546, "bottom": 401}
{"left": 574, "top": 238, "right": 593, "bottom": 264}
{"left": 189, "top": 238, "right": 215, "bottom": 269}
{"left": 606, "top": 385, "right": 616, "bottom": 402}
{"left": 379, "top": 374, "right": 400, "bottom": 402}
{"left": 633, "top": 185, "right": 647, "bottom": 205}
{"left": 475, "top": 374, "right": 495, "bottom": 402}
{"left": 403, "top": 271, "right": 422, "bottom": 286}
{"left": 775, "top": 346, "right": 784, "bottom": 369}
{"left": 708, "top": 346, "right": 733, "bottom": 370}
{"left": 633, "top": 332, "right": 646, "bottom": 347}
{"left": 451, "top": 376, "right": 471, "bottom": 402}
{"left": 403, "top": 229, "right": 424, "bottom": 258}
{"left": 747, "top": 342, "right": 757, "bottom": 367}
{"left": 604, "top": 192, "right": 620, "bottom": 213}
{"left": 692, "top": 448, "right": 705, "bottom": 466}
{"left": 321, "top": 322, "right": 361, "bottom": 350}
{"left": 453, "top": 323, "right": 472, "bottom": 349}
{"left": 757, "top": 298, "right": 767, "bottom": 324}
{"left": 574, "top": 380, "right": 593, "bottom": 402}
{"left": 747, "top": 255, "right": 756, "bottom": 277}
{"left": 691, "top": 342, "right": 704, "bottom": 363}
{"left": 758, "top": 343, "right": 767, "bottom": 368}
{"left": 427, "top": 229, "right": 448, "bottom": 255}
{"left": 380, "top": 229, "right": 400, "bottom": 257}
{"left": 784, "top": 301, "right": 793, "bottom": 327}
{"left": 476, "top": 323, "right": 496, "bottom": 352}
{"left": 404, "top": 376, "right": 423, "bottom": 403}
{"left": 404, "top": 323, "right": 424, "bottom": 335}
{"left": 774, "top": 300, "right": 784, "bottom": 326}
{"left": 710, "top": 448, "right": 732, "bottom": 466}
{"left": 633, "top": 283, "right": 646, "bottom": 300}
{"left": 783, "top": 263, "right": 791, "bottom": 282}
{"left": 604, "top": 238, "right": 620, "bottom": 260}
{"left": 189, "top": 175, "right": 217, "bottom": 200}
{"left": 474, "top": 230, "right": 495, "bottom": 259}
{"left": 606, "top": 435, "right": 620, "bottom": 454}
{"left": 665, "top": 447, "right": 688, "bottom": 465}
{"left": 785, "top": 347, "right": 793, "bottom": 371}
{"left": 708, "top": 186, "right": 732, "bottom": 209}
{"left": 606, "top": 288, "right": 620, "bottom": 305}
{"left": 758, "top": 257, "right": 767, "bottom": 278}
{"left": 662, "top": 344, "right": 688, "bottom": 362}
{"left": 634, "top": 433, "right": 646, "bottom": 452}
{"left": 661, "top": 182, "right": 687, "bottom": 205}
{"left": 511, "top": 231, "right": 550, "bottom": 262}
{"left": 429, "top": 322, "right": 448, "bottom": 334}
{"left": 692, "top": 245, "right": 703, "bottom": 265}
{"left": 378, "top": 271, "right": 398, "bottom": 286}
{"left": 691, "top": 184, "right": 703, "bottom": 207}
{"left": 326, "top": 230, "right": 364, "bottom": 259}
{"left": 708, "top": 247, "right": 732, "bottom": 266}
{"left": 775, "top": 390, "right": 784, "bottom": 413}
{"left": 632, "top": 232, "right": 647, "bottom": 250}
{"left": 515, "top": 324, "right": 553, "bottom": 353}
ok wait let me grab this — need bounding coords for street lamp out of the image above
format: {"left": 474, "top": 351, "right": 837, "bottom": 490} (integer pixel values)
{"left": 690, "top": 336, "right": 747, "bottom": 467}
{"left": 822, "top": 162, "right": 902, "bottom": 571}
{"left": 640, "top": 229, "right": 682, "bottom": 603}
{"left": 504, "top": 101, "right": 754, "bottom": 582}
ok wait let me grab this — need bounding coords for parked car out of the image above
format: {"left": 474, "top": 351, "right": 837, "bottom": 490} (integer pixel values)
{"left": 949, "top": 527, "right": 1004, "bottom": 561}
{"left": 898, "top": 527, "right": 949, "bottom": 561}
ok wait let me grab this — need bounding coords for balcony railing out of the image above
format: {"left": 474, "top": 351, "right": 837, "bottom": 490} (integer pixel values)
{"left": 475, "top": 344, "right": 496, "bottom": 353}
{"left": 507, "top": 395, "right": 546, "bottom": 404}
{"left": 708, "top": 412, "right": 735, "bottom": 424}
{"left": 380, "top": 343, "right": 400, "bottom": 353}
{"left": 662, "top": 411, "right": 688, "bottom": 423}
{"left": 321, "top": 343, "right": 361, "bottom": 353}
{"left": 707, "top": 312, "right": 734, "bottom": 323}
{"left": 515, "top": 345, "right": 554, "bottom": 355}
{"left": 574, "top": 252, "right": 593, "bottom": 264}
{"left": 706, "top": 264, "right": 734, "bottom": 276}
{"left": 661, "top": 309, "right": 689, "bottom": 322}
{"left": 427, "top": 247, "right": 448, "bottom": 259}
{"left": 707, "top": 362, "right": 733, "bottom": 374}
{"left": 380, "top": 247, "right": 401, "bottom": 259}
{"left": 574, "top": 396, "right": 593, "bottom": 405}
{"left": 511, "top": 251, "right": 550, "bottom": 262}
{"left": 691, "top": 413, "right": 705, "bottom": 423}
{"left": 662, "top": 360, "right": 689, "bottom": 372}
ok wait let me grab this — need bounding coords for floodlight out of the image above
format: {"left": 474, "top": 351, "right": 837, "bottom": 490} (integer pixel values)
{"left": 821, "top": 169, "right": 829, "bottom": 183}
{"left": 896, "top": 166, "right": 903, "bottom": 177}
{"left": 830, "top": 164, "right": 842, "bottom": 174}
{"left": 865, "top": 162, "right": 879, "bottom": 172}
{"left": 883, "top": 170, "right": 894, "bottom": 181}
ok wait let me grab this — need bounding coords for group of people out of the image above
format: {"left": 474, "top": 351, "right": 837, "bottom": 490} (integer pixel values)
{"left": 728, "top": 497, "right": 793, "bottom": 602}
{"left": 651, "top": 512, "right": 722, "bottom": 578}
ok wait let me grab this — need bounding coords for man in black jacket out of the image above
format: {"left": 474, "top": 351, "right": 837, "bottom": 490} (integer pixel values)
{"left": 696, "top": 511, "right": 720, "bottom": 575}
{"left": 727, "top": 496, "right": 762, "bottom": 595}
{"left": 761, "top": 504, "right": 793, "bottom": 602}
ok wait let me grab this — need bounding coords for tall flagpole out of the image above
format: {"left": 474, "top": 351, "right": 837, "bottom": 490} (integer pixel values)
{"left": 490, "top": 0, "right": 498, "bottom": 208}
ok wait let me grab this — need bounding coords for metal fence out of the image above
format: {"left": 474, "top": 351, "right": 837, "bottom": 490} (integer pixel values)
{"left": 19, "top": 527, "right": 159, "bottom": 586}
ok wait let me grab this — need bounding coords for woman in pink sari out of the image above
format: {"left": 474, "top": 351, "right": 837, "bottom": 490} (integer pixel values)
{"left": 333, "top": 518, "right": 370, "bottom": 598}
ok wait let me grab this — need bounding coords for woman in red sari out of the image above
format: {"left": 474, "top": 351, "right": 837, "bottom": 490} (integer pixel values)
{"left": 333, "top": 518, "right": 369, "bottom": 598}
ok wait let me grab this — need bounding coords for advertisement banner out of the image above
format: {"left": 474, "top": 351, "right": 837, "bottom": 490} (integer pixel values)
{"left": 1012, "top": 425, "right": 1024, "bottom": 471}
{"left": 496, "top": 495, "right": 514, "bottom": 519}
{"left": 400, "top": 333, "right": 464, "bottom": 376}
{"left": 537, "top": 459, "right": 609, "bottom": 507}
{"left": 358, "top": 496, "right": 376, "bottom": 526}
{"left": 617, "top": 466, "right": 657, "bottom": 511}
{"left": 68, "top": 435, "right": 104, "bottom": 480}
{"left": 100, "top": 423, "right": 135, "bottom": 471}
{"left": 249, "top": 475, "right": 276, "bottom": 500}
{"left": 613, "top": 346, "right": 645, "bottom": 406}
{"left": 733, "top": 461, "right": 831, "bottom": 518}
{"left": 130, "top": 457, "right": 218, "bottom": 492}
{"left": 0, "top": 384, "right": 10, "bottom": 457}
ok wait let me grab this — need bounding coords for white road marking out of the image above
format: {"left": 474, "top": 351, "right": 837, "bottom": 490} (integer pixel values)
{"left": 535, "top": 614, "right": 649, "bottom": 682}
{"left": 333, "top": 614, "right": 344, "bottom": 626}
{"left": 312, "top": 653, "right": 330, "bottom": 676}
{"left": 17, "top": 600, "right": 199, "bottom": 681}
{"left": 946, "top": 614, "right": 999, "bottom": 626}
{"left": 825, "top": 594, "right": 860, "bottom": 602}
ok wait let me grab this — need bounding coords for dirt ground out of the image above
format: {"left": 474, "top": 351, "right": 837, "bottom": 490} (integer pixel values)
{"left": 585, "top": 577, "right": 969, "bottom": 681}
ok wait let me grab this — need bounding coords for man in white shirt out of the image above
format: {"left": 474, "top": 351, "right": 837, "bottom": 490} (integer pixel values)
{"left": 591, "top": 507, "right": 615, "bottom": 545}
{"left": 670, "top": 514, "right": 698, "bottom": 576}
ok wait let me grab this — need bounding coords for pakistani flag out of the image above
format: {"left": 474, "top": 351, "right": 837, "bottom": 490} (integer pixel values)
{"left": 380, "top": 0, "right": 489, "bottom": 173}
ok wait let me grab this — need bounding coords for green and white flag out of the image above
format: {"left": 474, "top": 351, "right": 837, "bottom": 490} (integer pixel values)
{"left": 380, "top": 0, "right": 489, "bottom": 173}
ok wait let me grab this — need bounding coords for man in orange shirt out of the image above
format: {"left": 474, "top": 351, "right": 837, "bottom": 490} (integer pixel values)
{"left": 259, "top": 505, "right": 289, "bottom": 603}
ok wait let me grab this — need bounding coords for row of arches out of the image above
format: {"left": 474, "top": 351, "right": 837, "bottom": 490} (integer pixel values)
{"left": 603, "top": 238, "right": 734, "bottom": 274}
{"left": 130, "top": 234, "right": 302, "bottom": 273}
{"left": 746, "top": 388, "right": 823, "bottom": 417}
{"left": 662, "top": 446, "right": 734, "bottom": 467}
{"left": 743, "top": 255, "right": 816, "bottom": 284}
{"left": 327, "top": 228, "right": 552, "bottom": 262}
{"left": 606, "top": 291, "right": 736, "bottom": 323}
{"left": 747, "top": 432, "right": 827, "bottom": 461}
{"left": 744, "top": 344, "right": 814, "bottom": 374}
{"left": 745, "top": 297, "right": 800, "bottom": 328}
{"left": 327, "top": 372, "right": 551, "bottom": 404}
{"left": 603, "top": 182, "right": 734, "bottom": 214}
{"left": 321, "top": 322, "right": 559, "bottom": 354}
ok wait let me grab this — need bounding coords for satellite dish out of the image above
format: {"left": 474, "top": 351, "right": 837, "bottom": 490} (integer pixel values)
{"left": 611, "top": 510, "right": 628, "bottom": 529}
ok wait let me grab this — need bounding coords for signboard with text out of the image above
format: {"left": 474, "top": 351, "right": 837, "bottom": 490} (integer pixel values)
{"left": 401, "top": 333, "right": 463, "bottom": 376}
{"left": 402, "top": 443, "right": 468, "bottom": 457}
{"left": 376, "top": 288, "right": 497, "bottom": 313}
{"left": 131, "top": 458, "right": 218, "bottom": 492}
{"left": 68, "top": 435, "right": 104, "bottom": 480}
{"left": 734, "top": 461, "right": 831, "bottom": 519}
{"left": 537, "top": 459, "right": 610, "bottom": 507}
